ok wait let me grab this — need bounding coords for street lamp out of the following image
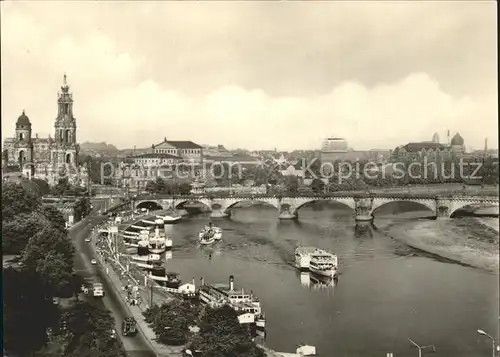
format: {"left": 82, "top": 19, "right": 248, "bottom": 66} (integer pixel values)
{"left": 408, "top": 338, "right": 436, "bottom": 357}
{"left": 477, "top": 329, "right": 497, "bottom": 357}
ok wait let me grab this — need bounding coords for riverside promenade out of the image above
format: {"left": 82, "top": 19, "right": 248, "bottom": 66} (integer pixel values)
{"left": 92, "top": 221, "right": 183, "bottom": 357}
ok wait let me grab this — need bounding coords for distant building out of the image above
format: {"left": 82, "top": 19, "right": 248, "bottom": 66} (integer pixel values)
{"left": 203, "top": 144, "right": 232, "bottom": 157}
{"left": 203, "top": 155, "right": 259, "bottom": 167}
{"left": 390, "top": 132, "right": 469, "bottom": 162}
{"left": 130, "top": 153, "right": 183, "bottom": 167}
{"left": 151, "top": 137, "right": 203, "bottom": 163}
{"left": 320, "top": 137, "right": 390, "bottom": 163}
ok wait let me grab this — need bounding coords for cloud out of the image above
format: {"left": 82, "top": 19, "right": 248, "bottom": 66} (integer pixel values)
{"left": 1, "top": 1, "right": 497, "bottom": 152}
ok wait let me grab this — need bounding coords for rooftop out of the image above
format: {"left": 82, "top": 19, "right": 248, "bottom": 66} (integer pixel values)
{"left": 130, "top": 153, "right": 182, "bottom": 160}
{"left": 153, "top": 138, "right": 203, "bottom": 149}
{"left": 401, "top": 142, "right": 446, "bottom": 152}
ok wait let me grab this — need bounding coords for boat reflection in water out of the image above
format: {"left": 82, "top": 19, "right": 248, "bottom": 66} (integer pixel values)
{"left": 298, "top": 271, "right": 338, "bottom": 291}
{"left": 200, "top": 245, "right": 222, "bottom": 260}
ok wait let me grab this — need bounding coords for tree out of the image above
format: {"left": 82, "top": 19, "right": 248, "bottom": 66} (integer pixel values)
{"left": 189, "top": 305, "right": 265, "bottom": 357}
{"left": 21, "top": 225, "right": 75, "bottom": 296}
{"left": 62, "top": 301, "right": 125, "bottom": 356}
{"left": 310, "top": 178, "right": 325, "bottom": 193}
{"left": 41, "top": 205, "right": 68, "bottom": 231}
{"left": 32, "top": 178, "right": 51, "bottom": 195}
{"left": 2, "top": 182, "right": 41, "bottom": 220}
{"left": 284, "top": 175, "right": 299, "bottom": 194}
{"left": 145, "top": 179, "right": 158, "bottom": 194}
{"left": 178, "top": 182, "right": 192, "bottom": 195}
{"left": 36, "top": 251, "right": 75, "bottom": 297}
{"left": 144, "top": 300, "right": 201, "bottom": 346}
{"left": 3, "top": 268, "right": 60, "bottom": 356}
{"left": 52, "top": 177, "right": 71, "bottom": 196}
{"left": 2, "top": 211, "right": 49, "bottom": 254}
{"left": 74, "top": 197, "right": 91, "bottom": 221}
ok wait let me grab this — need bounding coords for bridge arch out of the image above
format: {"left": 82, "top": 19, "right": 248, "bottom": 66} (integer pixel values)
{"left": 173, "top": 199, "right": 211, "bottom": 210}
{"left": 224, "top": 199, "right": 280, "bottom": 212}
{"left": 136, "top": 200, "right": 164, "bottom": 211}
{"left": 371, "top": 198, "right": 436, "bottom": 217}
{"left": 294, "top": 198, "right": 356, "bottom": 215}
{"left": 449, "top": 201, "right": 499, "bottom": 218}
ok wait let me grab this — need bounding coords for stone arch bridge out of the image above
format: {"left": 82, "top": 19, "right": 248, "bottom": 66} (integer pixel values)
{"left": 131, "top": 194, "right": 499, "bottom": 222}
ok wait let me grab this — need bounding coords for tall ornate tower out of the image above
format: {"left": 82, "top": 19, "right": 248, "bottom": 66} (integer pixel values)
{"left": 14, "top": 111, "right": 35, "bottom": 178}
{"left": 52, "top": 74, "right": 79, "bottom": 170}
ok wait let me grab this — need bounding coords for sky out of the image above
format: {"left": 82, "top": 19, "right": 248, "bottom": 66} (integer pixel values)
{"left": 1, "top": 1, "right": 497, "bottom": 151}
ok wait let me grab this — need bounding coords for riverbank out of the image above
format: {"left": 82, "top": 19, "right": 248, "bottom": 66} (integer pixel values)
{"left": 376, "top": 216, "right": 499, "bottom": 273}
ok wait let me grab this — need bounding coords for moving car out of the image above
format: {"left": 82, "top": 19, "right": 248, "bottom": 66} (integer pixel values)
{"left": 91, "top": 259, "right": 97, "bottom": 265}
{"left": 85, "top": 237, "right": 91, "bottom": 242}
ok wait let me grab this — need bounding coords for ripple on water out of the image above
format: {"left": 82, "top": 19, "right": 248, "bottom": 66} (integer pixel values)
{"left": 127, "top": 205, "right": 499, "bottom": 357}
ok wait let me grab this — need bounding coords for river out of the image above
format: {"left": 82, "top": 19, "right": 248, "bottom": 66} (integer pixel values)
{"left": 141, "top": 202, "right": 499, "bottom": 356}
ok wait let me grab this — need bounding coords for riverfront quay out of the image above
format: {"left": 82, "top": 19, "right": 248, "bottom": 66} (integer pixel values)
{"left": 126, "top": 202, "right": 499, "bottom": 357}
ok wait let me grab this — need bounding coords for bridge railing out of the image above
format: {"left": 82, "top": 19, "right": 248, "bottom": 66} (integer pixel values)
{"left": 133, "top": 187, "right": 499, "bottom": 200}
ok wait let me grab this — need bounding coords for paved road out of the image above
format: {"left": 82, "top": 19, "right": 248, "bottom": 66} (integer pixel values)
{"left": 70, "top": 199, "right": 156, "bottom": 357}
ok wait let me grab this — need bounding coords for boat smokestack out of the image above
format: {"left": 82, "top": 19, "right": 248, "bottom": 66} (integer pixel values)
{"left": 229, "top": 275, "right": 234, "bottom": 291}
{"left": 200, "top": 277, "right": 205, "bottom": 286}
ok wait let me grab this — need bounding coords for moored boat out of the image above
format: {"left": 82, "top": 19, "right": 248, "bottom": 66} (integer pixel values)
{"left": 130, "top": 253, "right": 161, "bottom": 263}
{"left": 198, "top": 275, "right": 266, "bottom": 329}
{"left": 148, "top": 220, "right": 172, "bottom": 253}
{"left": 149, "top": 265, "right": 182, "bottom": 289}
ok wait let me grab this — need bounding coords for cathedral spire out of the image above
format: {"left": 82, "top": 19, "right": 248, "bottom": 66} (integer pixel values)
{"left": 61, "top": 73, "right": 69, "bottom": 92}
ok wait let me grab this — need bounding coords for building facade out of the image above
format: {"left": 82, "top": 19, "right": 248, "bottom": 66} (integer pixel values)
{"left": 390, "top": 132, "right": 467, "bottom": 162}
{"left": 2, "top": 75, "right": 88, "bottom": 186}
{"left": 320, "top": 137, "right": 390, "bottom": 163}
{"left": 152, "top": 138, "right": 203, "bottom": 163}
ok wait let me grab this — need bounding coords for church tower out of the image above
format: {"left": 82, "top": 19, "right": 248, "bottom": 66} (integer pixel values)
{"left": 52, "top": 74, "right": 79, "bottom": 168}
{"left": 14, "top": 110, "right": 35, "bottom": 178}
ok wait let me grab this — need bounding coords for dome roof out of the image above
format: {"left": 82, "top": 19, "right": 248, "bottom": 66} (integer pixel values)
{"left": 451, "top": 133, "right": 464, "bottom": 146}
{"left": 16, "top": 111, "right": 31, "bottom": 126}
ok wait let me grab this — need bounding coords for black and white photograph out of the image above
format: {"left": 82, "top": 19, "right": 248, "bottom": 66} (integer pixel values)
{"left": 1, "top": 1, "right": 498, "bottom": 357}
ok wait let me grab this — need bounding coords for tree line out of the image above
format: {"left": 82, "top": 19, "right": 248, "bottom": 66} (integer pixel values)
{"left": 2, "top": 180, "right": 124, "bottom": 357}
{"left": 143, "top": 300, "right": 265, "bottom": 357}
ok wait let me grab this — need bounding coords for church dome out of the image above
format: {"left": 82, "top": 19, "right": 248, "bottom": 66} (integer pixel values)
{"left": 451, "top": 133, "right": 464, "bottom": 146}
{"left": 16, "top": 111, "right": 31, "bottom": 126}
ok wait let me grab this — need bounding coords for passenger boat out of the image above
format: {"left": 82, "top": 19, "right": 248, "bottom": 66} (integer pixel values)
{"left": 130, "top": 253, "right": 161, "bottom": 263}
{"left": 294, "top": 246, "right": 317, "bottom": 271}
{"left": 198, "top": 275, "right": 266, "bottom": 329}
{"left": 148, "top": 265, "right": 182, "bottom": 289}
{"left": 295, "top": 246, "right": 338, "bottom": 277}
{"left": 157, "top": 211, "right": 182, "bottom": 224}
{"left": 148, "top": 220, "right": 172, "bottom": 254}
{"left": 198, "top": 225, "right": 222, "bottom": 245}
{"left": 308, "top": 250, "right": 338, "bottom": 278}
{"left": 130, "top": 241, "right": 161, "bottom": 263}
